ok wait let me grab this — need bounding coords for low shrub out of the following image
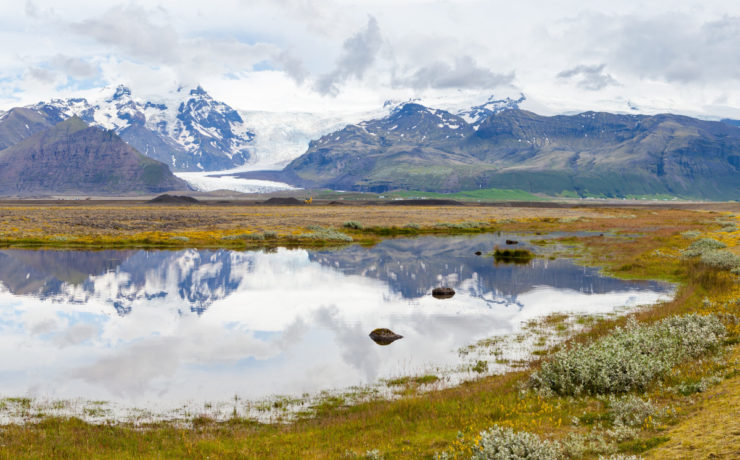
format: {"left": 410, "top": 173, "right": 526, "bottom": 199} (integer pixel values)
{"left": 342, "top": 221, "right": 363, "bottom": 230}
{"left": 303, "top": 227, "right": 353, "bottom": 242}
{"left": 681, "top": 238, "right": 726, "bottom": 258}
{"left": 606, "top": 395, "right": 668, "bottom": 428}
{"left": 680, "top": 230, "right": 701, "bottom": 239}
{"left": 530, "top": 314, "right": 725, "bottom": 396}
{"left": 221, "top": 233, "right": 264, "bottom": 241}
{"left": 699, "top": 250, "right": 740, "bottom": 271}
{"left": 437, "top": 425, "right": 562, "bottom": 460}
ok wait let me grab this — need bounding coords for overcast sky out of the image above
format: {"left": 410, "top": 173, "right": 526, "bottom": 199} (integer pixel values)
{"left": 3, "top": 0, "right": 740, "bottom": 117}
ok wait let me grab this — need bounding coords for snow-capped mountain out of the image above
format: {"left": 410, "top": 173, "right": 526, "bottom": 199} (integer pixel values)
{"left": 0, "top": 249, "right": 250, "bottom": 315}
{"left": 6, "top": 88, "right": 528, "bottom": 179}
{"left": 456, "top": 93, "right": 526, "bottom": 126}
{"left": 29, "top": 85, "right": 256, "bottom": 171}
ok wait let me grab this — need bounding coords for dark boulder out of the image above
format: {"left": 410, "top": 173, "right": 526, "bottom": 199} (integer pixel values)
{"left": 369, "top": 328, "right": 403, "bottom": 345}
{"left": 432, "top": 287, "right": 455, "bottom": 299}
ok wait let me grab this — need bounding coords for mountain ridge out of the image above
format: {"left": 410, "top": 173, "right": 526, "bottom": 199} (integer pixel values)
{"left": 239, "top": 104, "right": 740, "bottom": 200}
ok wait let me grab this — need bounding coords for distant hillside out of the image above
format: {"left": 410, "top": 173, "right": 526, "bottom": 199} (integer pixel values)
{"left": 0, "top": 118, "right": 191, "bottom": 196}
{"left": 243, "top": 105, "right": 740, "bottom": 200}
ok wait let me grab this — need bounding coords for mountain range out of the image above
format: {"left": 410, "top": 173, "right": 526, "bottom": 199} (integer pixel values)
{"left": 241, "top": 103, "right": 740, "bottom": 200}
{"left": 4, "top": 85, "right": 255, "bottom": 171}
{"left": 2, "top": 85, "right": 740, "bottom": 199}
{"left": 0, "top": 85, "right": 373, "bottom": 173}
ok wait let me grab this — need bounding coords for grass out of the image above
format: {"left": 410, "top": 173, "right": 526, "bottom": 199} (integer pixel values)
{"left": 387, "top": 187, "right": 547, "bottom": 202}
{"left": 0, "top": 203, "right": 597, "bottom": 249}
{"left": 492, "top": 248, "right": 535, "bottom": 264}
{"left": 0, "top": 204, "right": 739, "bottom": 458}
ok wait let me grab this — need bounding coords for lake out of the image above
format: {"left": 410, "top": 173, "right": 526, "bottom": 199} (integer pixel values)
{"left": 0, "top": 234, "right": 672, "bottom": 420}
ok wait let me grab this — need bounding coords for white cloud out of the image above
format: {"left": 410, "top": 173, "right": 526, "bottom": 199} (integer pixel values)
{"left": 1, "top": 1, "right": 740, "bottom": 118}
{"left": 315, "top": 16, "right": 383, "bottom": 96}
{"left": 557, "top": 64, "right": 618, "bottom": 91}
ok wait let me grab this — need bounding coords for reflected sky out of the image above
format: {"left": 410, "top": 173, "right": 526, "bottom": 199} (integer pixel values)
{"left": 0, "top": 235, "right": 672, "bottom": 409}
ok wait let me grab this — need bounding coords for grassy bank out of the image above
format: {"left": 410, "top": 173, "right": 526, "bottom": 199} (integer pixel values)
{"left": 0, "top": 203, "right": 598, "bottom": 249}
{"left": 0, "top": 205, "right": 738, "bottom": 458}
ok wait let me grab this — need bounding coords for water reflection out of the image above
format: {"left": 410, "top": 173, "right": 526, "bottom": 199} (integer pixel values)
{"left": 0, "top": 235, "right": 672, "bottom": 409}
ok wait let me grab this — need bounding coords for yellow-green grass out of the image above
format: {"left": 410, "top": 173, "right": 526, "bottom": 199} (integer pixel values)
{"left": 0, "top": 204, "right": 738, "bottom": 458}
{"left": 0, "top": 203, "right": 599, "bottom": 249}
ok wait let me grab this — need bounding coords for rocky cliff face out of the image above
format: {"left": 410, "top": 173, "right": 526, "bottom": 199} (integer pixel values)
{"left": 0, "top": 118, "right": 191, "bottom": 195}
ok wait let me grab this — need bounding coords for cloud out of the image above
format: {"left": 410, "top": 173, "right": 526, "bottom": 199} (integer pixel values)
{"left": 315, "top": 16, "right": 382, "bottom": 96}
{"left": 53, "top": 323, "right": 99, "bottom": 347}
{"left": 69, "top": 6, "right": 179, "bottom": 64}
{"left": 49, "top": 55, "right": 97, "bottom": 79}
{"left": 393, "top": 55, "right": 514, "bottom": 90}
{"left": 274, "top": 50, "right": 309, "bottom": 84}
{"left": 66, "top": 5, "right": 277, "bottom": 87}
{"left": 27, "top": 66, "right": 56, "bottom": 83}
{"left": 562, "top": 13, "right": 740, "bottom": 85}
{"left": 557, "top": 64, "right": 617, "bottom": 90}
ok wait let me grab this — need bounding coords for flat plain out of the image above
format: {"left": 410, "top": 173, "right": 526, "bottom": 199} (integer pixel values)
{"left": 0, "top": 199, "right": 738, "bottom": 459}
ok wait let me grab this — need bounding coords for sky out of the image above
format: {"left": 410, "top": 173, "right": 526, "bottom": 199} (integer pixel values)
{"left": 3, "top": 0, "right": 740, "bottom": 117}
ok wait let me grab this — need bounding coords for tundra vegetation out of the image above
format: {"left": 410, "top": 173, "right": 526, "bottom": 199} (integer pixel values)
{"left": 0, "top": 202, "right": 738, "bottom": 459}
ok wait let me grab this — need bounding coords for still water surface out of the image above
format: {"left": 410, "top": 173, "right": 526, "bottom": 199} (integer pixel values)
{"left": 0, "top": 234, "right": 671, "bottom": 410}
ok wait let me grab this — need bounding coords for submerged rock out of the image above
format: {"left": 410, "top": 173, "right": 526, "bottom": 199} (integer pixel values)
{"left": 369, "top": 328, "right": 403, "bottom": 345}
{"left": 432, "top": 287, "right": 455, "bottom": 299}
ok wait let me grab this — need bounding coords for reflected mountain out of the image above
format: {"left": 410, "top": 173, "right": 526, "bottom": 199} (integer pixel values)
{"left": 0, "top": 249, "right": 250, "bottom": 315}
{"left": 309, "top": 235, "right": 668, "bottom": 303}
{"left": 0, "top": 237, "right": 675, "bottom": 407}
{"left": 0, "top": 235, "right": 670, "bottom": 317}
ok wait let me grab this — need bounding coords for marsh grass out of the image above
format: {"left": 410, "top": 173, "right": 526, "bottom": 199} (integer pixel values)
{"left": 0, "top": 206, "right": 739, "bottom": 459}
{"left": 493, "top": 248, "right": 535, "bottom": 264}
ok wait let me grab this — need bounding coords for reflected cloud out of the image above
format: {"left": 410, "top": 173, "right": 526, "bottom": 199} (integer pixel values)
{"left": 0, "top": 237, "right": 672, "bottom": 408}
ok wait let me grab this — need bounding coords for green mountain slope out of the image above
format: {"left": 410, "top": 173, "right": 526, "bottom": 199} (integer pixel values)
{"left": 254, "top": 105, "right": 740, "bottom": 200}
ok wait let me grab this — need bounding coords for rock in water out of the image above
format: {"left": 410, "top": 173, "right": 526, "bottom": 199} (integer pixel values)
{"left": 369, "top": 328, "right": 403, "bottom": 345}
{"left": 505, "top": 239, "right": 519, "bottom": 245}
{"left": 432, "top": 287, "right": 455, "bottom": 299}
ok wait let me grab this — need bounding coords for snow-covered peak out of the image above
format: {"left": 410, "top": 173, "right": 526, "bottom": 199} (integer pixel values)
{"left": 108, "top": 85, "right": 132, "bottom": 102}
{"left": 26, "top": 85, "right": 256, "bottom": 171}
{"left": 457, "top": 93, "right": 526, "bottom": 125}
